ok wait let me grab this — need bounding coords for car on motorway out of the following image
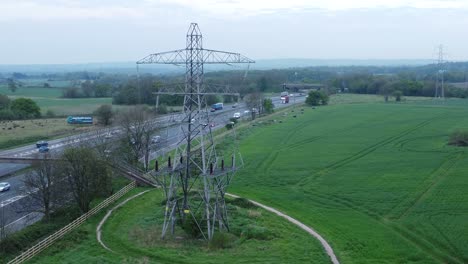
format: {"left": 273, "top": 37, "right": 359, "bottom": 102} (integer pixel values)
{"left": 232, "top": 103, "right": 238, "bottom": 108}
{"left": 38, "top": 146, "right": 49, "bottom": 153}
{"left": 210, "top": 122, "right": 216, "bottom": 128}
{"left": 0, "top": 182, "right": 10, "bottom": 192}
{"left": 244, "top": 110, "right": 250, "bottom": 115}
{"left": 233, "top": 112, "right": 241, "bottom": 119}
{"left": 151, "top": 136, "right": 161, "bottom": 144}
{"left": 36, "top": 140, "right": 48, "bottom": 148}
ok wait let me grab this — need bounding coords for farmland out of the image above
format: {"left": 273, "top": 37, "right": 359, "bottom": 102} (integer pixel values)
{"left": 0, "top": 80, "right": 115, "bottom": 116}
{"left": 230, "top": 98, "right": 468, "bottom": 263}
{"left": 7, "top": 95, "right": 468, "bottom": 263}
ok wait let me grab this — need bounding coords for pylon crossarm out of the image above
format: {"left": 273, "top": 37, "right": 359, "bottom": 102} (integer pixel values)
{"left": 137, "top": 49, "right": 186, "bottom": 64}
{"left": 202, "top": 49, "right": 255, "bottom": 64}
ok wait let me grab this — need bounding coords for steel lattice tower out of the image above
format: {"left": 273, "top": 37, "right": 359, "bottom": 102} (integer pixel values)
{"left": 435, "top": 44, "right": 445, "bottom": 99}
{"left": 137, "top": 23, "right": 253, "bottom": 240}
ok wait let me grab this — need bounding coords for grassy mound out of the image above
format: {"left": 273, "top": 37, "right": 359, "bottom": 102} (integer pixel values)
{"left": 29, "top": 189, "right": 330, "bottom": 264}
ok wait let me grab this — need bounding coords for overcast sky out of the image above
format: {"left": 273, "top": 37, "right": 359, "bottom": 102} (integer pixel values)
{"left": 1, "top": 0, "right": 467, "bottom": 64}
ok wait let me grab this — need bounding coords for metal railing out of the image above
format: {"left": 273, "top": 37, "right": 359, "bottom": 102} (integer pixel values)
{"left": 7, "top": 181, "right": 137, "bottom": 264}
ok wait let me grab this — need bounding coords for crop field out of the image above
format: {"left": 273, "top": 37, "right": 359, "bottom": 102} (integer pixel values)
{"left": 6, "top": 95, "right": 468, "bottom": 263}
{"left": 228, "top": 98, "right": 468, "bottom": 263}
{"left": 27, "top": 188, "right": 330, "bottom": 264}
{"left": 0, "top": 79, "right": 115, "bottom": 115}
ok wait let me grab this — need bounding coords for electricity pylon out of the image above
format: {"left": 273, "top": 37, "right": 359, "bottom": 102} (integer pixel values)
{"left": 435, "top": 44, "right": 445, "bottom": 99}
{"left": 137, "top": 23, "right": 253, "bottom": 240}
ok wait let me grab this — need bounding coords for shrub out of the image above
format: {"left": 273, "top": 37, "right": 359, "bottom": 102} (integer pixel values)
{"left": 448, "top": 130, "right": 468, "bottom": 147}
{"left": 393, "top": 90, "right": 403, "bottom": 102}
{"left": 241, "top": 225, "right": 274, "bottom": 240}
{"left": 209, "top": 232, "right": 236, "bottom": 249}
{"left": 230, "top": 198, "right": 256, "bottom": 209}
{"left": 45, "top": 109, "right": 56, "bottom": 118}
{"left": 0, "top": 109, "right": 16, "bottom": 120}
{"left": 156, "top": 104, "right": 168, "bottom": 114}
{"left": 306, "top": 90, "right": 329, "bottom": 106}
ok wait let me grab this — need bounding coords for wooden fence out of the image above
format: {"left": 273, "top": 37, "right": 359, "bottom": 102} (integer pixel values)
{"left": 7, "top": 181, "right": 136, "bottom": 264}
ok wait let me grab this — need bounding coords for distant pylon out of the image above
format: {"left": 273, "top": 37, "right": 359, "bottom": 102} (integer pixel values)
{"left": 435, "top": 44, "right": 445, "bottom": 99}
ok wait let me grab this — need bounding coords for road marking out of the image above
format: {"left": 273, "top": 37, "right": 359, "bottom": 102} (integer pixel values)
{"left": 0, "top": 195, "right": 26, "bottom": 207}
{"left": 5, "top": 212, "right": 37, "bottom": 228}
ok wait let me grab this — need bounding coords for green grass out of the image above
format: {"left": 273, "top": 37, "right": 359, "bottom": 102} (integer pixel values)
{"left": 29, "top": 189, "right": 330, "bottom": 264}
{"left": 0, "top": 86, "right": 63, "bottom": 98}
{"left": 226, "top": 98, "right": 468, "bottom": 263}
{"left": 0, "top": 118, "right": 95, "bottom": 150}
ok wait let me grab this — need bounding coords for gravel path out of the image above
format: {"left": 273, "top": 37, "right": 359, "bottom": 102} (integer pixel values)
{"left": 96, "top": 190, "right": 154, "bottom": 252}
{"left": 226, "top": 193, "right": 340, "bottom": 264}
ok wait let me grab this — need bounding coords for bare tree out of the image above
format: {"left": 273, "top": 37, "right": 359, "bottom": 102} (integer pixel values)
{"left": 21, "top": 155, "right": 66, "bottom": 221}
{"left": 244, "top": 92, "right": 264, "bottom": 119}
{"left": 62, "top": 147, "right": 112, "bottom": 213}
{"left": 118, "top": 106, "right": 157, "bottom": 171}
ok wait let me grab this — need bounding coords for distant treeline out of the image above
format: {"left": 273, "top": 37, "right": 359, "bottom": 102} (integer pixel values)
{"left": 3, "top": 62, "right": 468, "bottom": 105}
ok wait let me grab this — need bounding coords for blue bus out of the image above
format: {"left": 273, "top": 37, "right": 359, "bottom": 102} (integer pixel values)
{"left": 67, "top": 116, "right": 93, "bottom": 124}
{"left": 211, "top": 103, "right": 223, "bottom": 111}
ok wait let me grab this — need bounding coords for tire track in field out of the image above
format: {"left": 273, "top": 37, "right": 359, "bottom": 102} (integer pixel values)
{"left": 305, "top": 190, "right": 464, "bottom": 264}
{"left": 299, "top": 116, "right": 438, "bottom": 185}
{"left": 394, "top": 152, "right": 464, "bottom": 220}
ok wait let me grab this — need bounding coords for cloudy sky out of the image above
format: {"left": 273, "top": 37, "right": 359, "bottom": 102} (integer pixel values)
{"left": 1, "top": 0, "right": 467, "bottom": 64}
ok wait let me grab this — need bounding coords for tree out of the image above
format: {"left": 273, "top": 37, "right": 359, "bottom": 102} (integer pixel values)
{"left": 306, "top": 90, "right": 329, "bottom": 106}
{"left": 244, "top": 92, "right": 263, "bottom": 119}
{"left": 11, "top": 98, "right": 41, "bottom": 118}
{"left": 81, "top": 80, "right": 94, "bottom": 97}
{"left": 22, "top": 156, "right": 66, "bottom": 221}
{"left": 262, "top": 98, "right": 274, "bottom": 114}
{"left": 379, "top": 82, "right": 395, "bottom": 102}
{"left": 118, "top": 106, "right": 156, "bottom": 170}
{"left": 7, "top": 79, "right": 17, "bottom": 93}
{"left": 0, "top": 94, "right": 10, "bottom": 110}
{"left": 393, "top": 90, "right": 403, "bottom": 102}
{"left": 62, "top": 147, "right": 112, "bottom": 213}
{"left": 257, "top": 77, "right": 269, "bottom": 92}
{"left": 95, "top": 104, "right": 113, "bottom": 126}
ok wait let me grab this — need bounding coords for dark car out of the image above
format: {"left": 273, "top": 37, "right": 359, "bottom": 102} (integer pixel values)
{"left": 36, "top": 140, "right": 48, "bottom": 148}
{"left": 38, "top": 146, "right": 49, "bottom": 153}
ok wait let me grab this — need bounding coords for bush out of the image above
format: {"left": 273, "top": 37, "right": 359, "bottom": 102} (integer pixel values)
{"left": 393, "top": 90, "right": 403, "bottom": 102}
{"left": 241, "top": 225, "right": 275, "bottom": 240}
{"left": 209, "top": 232, "right": 236, "bottom": 249}
{"left": 181, "top": 215, "right": 202, "bottom": 238}
{"left": 0, "top": 109, "right": 16, "bottom": 120}
{"left": 225, "top": 123, "right": 234, "bottom": 130}
{"left": 306, "top": 90, "right": 329, "bottom": 106}
{"left": 156, "top": 104, "right": 168, "bottom": 114}
{"left": 230, "top": 198, "right": 256, "bottom": 209}
{"left": 448, "top": 130, "right": 468, "bottom": 147}
{"left": 10, "top": 98, "right": 41, "bottom": 119}
{"left": 45, "top": 109, "right": 56, "bottom": 118}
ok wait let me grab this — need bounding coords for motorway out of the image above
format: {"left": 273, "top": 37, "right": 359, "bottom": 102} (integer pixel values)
{"left": 0, "top": 94, "right": 306, "bottom": 237}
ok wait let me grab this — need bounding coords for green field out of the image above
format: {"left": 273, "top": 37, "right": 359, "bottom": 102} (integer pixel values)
{"left": 28, "top": 189, "right": 330, "bottom": 264}
{"left": 0, "top": 80, "right": 115, "bottom": 116}
{"left": 229, "top": 98, "right": 468, "bottom": 263}
{"left": 8, "top": 95, "right": 468, "bottom": 263}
